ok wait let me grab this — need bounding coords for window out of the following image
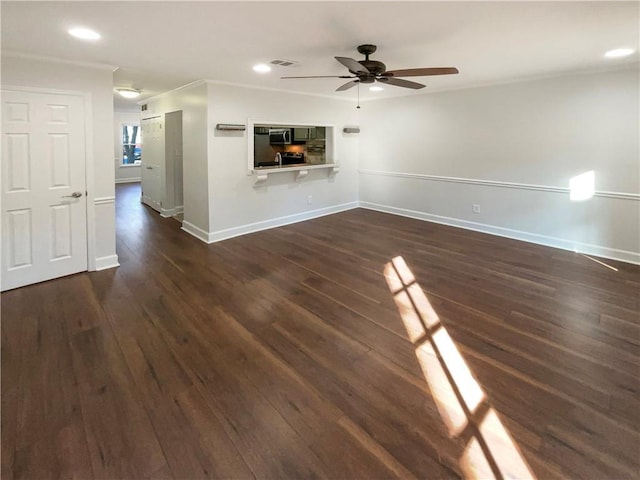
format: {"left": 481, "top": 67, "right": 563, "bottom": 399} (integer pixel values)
{"left": 122, "top": 124, "right": 142, "bottom": 165}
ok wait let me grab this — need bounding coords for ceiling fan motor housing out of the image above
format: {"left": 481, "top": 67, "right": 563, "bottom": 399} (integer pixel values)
{"left": 353, "top": 45, "right": 386, "bottom": 82}
{"left": 358, "top": 60, "right": 386, "bottom": 76}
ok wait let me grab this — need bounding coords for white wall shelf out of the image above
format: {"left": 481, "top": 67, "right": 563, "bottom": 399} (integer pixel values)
{"left": 252, "top": 163, "right": 339, "bottom": 184}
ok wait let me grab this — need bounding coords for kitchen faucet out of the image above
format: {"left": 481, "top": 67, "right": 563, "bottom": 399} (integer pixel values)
{"left": 275, "top": 152, "right": 282, "bottom": 166}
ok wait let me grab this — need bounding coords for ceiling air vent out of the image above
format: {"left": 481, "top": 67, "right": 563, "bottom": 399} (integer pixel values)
{"left": 270, "top": 59, "right": 298, "bottom": 67}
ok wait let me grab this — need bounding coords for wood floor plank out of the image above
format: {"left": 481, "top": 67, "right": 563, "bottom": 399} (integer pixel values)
{"left": 309, "top": 419, "right": 410, "bottom": 479}
{"left": 333, "top": 415, "right": 419, "bottom": 479}
{"left": 444, "top": 320, "right": 613, "bottom": 410}
{"left": 277, "top": 281, "right": 424, "bottom": 378}
{"left": 1, "top": 182, "right": 638, "bottom": 479}
{"left": 15, "top": 282, "right": 84, "bottom": 450}
{"left": 144, "top": 386, "right": 255, "bottom": 479}
{"left": 435, "top": 296, "right": 638, "bottom": 397}
{"left": 13, "top": 419, "right": 93, "bottom": 480}
{"left": 120, "top": 280, "right": 336, "bottom": 478}
{"left": 56, "top": 274, "right": 109, "bottom": 335}
{"left": 69, "top": 325, "right": 167, "bottom": 479}
{"left": 599, "top": 313, "right": 640, "bottom": 345}
{"left": 201, "top": 308, "right": 346, "bottom": 438}
{"left": 260, "top": 323, "right": 460, "bottom": 478}
{"left": 1, "top": 388, "right": 17, "bottom": 480}
{"left": 1, "top": 288, "right": 22, "bottom": 480}
{"left": 91, "top": 272, "right": 194, "bottom": 406}
{"left": 145, "top": 464, "right": 174, "bottom": 480}
{"left": 187, "top": 351, "right": 334, "bottom": 478}
{"left": 461, "top": 346, "right": 639, "bottom": 477}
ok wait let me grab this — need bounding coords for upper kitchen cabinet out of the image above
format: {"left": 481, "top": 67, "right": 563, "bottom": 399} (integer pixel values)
{"left": 293, "top": 127, "right": 310, "bottom": 142}
{"left": 293, "top": 126, "right": 326, "bottom": 142}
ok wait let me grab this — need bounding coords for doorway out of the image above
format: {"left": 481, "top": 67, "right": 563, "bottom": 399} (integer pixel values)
{"left": 140, "top": 111, "right": 183, "bottom": 219}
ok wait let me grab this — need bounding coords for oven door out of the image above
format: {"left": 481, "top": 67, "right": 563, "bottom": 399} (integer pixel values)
{"left": 281, "top": 153, "right": 305, "bottom": 165}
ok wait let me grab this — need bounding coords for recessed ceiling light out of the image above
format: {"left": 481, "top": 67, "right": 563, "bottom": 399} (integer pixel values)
{"left": 253, "top": 63, "right": 271, "bottom": 73}
{"left": 116, "top": 88, "right": 141, "bottom": 99}
{"left": 605, "top": 48, "right": 635, "bottom": 58}
{"left": 369, "top": 86, "right": 384, "bottom": 92}
{"left": 68, "top": 27, "right": 101, "bottom": 41}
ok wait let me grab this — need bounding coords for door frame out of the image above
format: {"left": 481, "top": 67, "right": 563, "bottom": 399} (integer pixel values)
{"left": 2, "top": 85, "right": 96, "bottom": 273}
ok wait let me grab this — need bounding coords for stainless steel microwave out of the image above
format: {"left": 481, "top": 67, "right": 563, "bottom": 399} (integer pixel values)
{"left": 269, "top": 129, "right": 291, "bottom": 145}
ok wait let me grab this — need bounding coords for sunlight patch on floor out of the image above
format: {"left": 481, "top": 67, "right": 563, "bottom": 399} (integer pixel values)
{"left": 384, "top": 255, "right": 536, "bottom": 480}
{"left": 581, "top": 253, "right": 619, "bottom": 272}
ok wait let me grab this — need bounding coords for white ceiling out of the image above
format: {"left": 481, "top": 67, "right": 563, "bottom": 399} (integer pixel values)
{"left": 2, "top": 1, "right": 638, "bottom": 110}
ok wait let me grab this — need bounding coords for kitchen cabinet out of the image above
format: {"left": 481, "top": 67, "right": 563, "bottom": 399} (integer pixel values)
{"left": 293, "top": 127, "right": 310, "bottom": 142}
{"left": 293, "top": 126, "right": 326, "bottom": 142}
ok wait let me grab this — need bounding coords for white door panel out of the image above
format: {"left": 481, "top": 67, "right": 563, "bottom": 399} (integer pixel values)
{"left": 140, "top": 116, "right": 163, "bottom": 212}
{"left": 2, "top": 90, "right": 87, "bottom": 291}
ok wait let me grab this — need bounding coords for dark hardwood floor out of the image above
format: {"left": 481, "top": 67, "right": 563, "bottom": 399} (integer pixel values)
{"left": 2, "top": 182, "right": 639, "bottom": 479}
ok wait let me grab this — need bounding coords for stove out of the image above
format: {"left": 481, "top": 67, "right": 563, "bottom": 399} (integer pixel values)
{"left": 281, "top": 152, "right": 305, "bottom": 165}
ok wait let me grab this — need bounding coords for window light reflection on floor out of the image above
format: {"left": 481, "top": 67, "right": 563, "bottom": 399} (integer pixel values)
{"left": 384, "top": 256, "right": 536, "bottom": 480}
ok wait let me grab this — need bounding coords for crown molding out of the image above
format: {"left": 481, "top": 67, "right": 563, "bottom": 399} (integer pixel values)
{"left": 203, "top": 79, "right": 356, "bottom": 102}
{"left": 2, "top": 50, "right": 118, "bottom": 71}
{"left": 137, "top": 79, "right": 207, "bottom": 105}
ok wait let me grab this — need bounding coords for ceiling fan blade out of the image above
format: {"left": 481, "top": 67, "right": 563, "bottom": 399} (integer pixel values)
{"left": 335, "top": 56, "right": 370, "bottom": 74}
{"left": 377, "top": 77, "right": 425, "bottom": 89}
{"left": 383, "top": 67, "right": 459, "bottom": 77}
{"left": 281, "top": 75, "right": 355, "bottom": 79}
{"left": 336, "top": 80, "right": 360, "bottom": 91}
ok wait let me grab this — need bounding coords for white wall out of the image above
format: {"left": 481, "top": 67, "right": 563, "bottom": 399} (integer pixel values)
{"left": 114, "top": 110, "right": 142, "bottom": 183}
{"left": 206, "top": 82, "right": 360, "bottom": 241}
{"left": 359, "top": 65, "right": 640, "bottom": 263}
{"left": 142, "top": 82, "right": 209, "bottom": 233}
{"left": 2, "top": 55, "right": 118, "bottom": 269}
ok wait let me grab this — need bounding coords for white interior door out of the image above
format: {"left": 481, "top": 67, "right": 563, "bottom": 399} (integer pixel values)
{"left": 2, "top": 89, "right": 88, "bottom": 291}
{"left": 140, "top": 116, "right": 163, "bottom": 212}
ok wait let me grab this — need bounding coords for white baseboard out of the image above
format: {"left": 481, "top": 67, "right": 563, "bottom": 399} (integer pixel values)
{"left": 115, "top": 177, "right": 141, "bottom": 184}
{"left": 94, "top": 254, "right": 120, "bottom": 271}
{"left": 181, "top": 221, "right": 211, "bottom": 243}
{"left": 181, "top": 202, "right": 359, "bottom": 244}
{"left": 209, "top": 201, "right": 359, "bottom": 243}
{"left": 161, "top": 205, "right": 184, "bottom": 218}
{"left": 360, "top": 201, "right": 640, "bottom": 265}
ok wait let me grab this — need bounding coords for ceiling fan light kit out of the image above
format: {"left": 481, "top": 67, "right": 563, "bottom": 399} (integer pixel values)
{"left": 252, "top": 63, "right": 272, "bottom": 73}
{"left": 281, "top": 44, "right": 459, "bottom": 93}
{"left": 604, "top": 48, "right": 635, "bottom": 58}
{"left": 117, "top": 88, "right": 141, "bottom": 99}
{"left": 68, "top": 27, "right": 101, "bottom": 41}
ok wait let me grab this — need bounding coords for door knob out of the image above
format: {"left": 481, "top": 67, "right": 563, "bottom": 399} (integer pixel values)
{"left": 62, "top": 191, "right": 83, "bottom": 198}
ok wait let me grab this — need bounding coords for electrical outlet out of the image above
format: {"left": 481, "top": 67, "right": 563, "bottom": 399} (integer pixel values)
{"left": 307, "top": 195, "right": 313, "bottom": 205}
{"left": 472, "top": 204, "right": 481, "bottom": 214}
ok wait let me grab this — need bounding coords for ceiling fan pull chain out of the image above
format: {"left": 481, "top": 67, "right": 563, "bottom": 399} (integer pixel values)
{"left": 357, "top": 82, "right": 361, "bottom": 109}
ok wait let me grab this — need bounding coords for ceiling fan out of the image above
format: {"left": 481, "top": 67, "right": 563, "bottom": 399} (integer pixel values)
{"left": 281, "top": 44, "right": 459, "bottom": 91}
